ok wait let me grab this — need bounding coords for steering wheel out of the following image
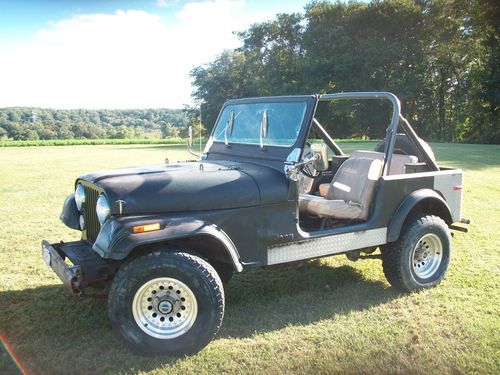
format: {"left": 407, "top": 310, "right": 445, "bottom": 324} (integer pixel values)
{"left": 299, "top": 144, "right": 321, "bottom": 178}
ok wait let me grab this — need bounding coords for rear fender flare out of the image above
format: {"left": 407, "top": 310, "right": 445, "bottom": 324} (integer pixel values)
{"left": 387, "top": 189, "right": 453, "bottom": 242}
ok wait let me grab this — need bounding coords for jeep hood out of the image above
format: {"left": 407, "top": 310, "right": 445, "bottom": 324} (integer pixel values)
{"left": 79, "top": 161, "right": 286, "bottom": 215}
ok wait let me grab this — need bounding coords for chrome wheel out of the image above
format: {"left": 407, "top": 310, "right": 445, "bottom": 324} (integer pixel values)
{"left": 132, "top": 277, "right": 198, "bottom": 339}
{"left": 411, "top": 233, "right": 443, "bottom": 279}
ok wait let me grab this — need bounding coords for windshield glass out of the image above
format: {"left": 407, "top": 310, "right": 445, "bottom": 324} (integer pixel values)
{"left": 212, "top": 101, "right": 307, "bottom": 147}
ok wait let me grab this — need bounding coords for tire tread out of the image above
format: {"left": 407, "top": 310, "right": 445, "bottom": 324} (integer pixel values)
{"left": 108, "top": 250, "right": 224, "bottom": 356}
{"left": 381, "top": 215, "right": 450, "bottom": 292}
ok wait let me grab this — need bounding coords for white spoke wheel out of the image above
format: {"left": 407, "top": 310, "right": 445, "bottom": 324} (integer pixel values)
{"left": 411, "top": 234, "right": 443, "bottom": 279}
{"left": 133, "top": 277, "right": 198, "bottom": 339}
{"left": 381, "top": 215, "right": 451, "bottom": 292}
{"left": 108, "top": 251, "right": 224, "bottom": 356}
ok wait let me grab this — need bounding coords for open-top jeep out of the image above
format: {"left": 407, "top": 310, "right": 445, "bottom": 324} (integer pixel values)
{"left": 42, "top": 92, "right": 468, "bottom": 355}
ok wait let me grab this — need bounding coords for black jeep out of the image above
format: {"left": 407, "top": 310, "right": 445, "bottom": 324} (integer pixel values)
{"left": 42, "top": 92, "right": 468, "bottom": 355}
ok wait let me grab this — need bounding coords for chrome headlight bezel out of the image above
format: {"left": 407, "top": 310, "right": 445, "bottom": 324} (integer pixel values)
{"left": 74, "top": 184, "right": 86, "bottom": 211}
{"left": 96, "top": 193, "right": 111, "bottom": 225}
{"left": 79, "top": 214, "right": 85, "bottom": 230}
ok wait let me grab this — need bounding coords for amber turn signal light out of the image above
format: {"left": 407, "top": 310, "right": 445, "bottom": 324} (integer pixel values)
{"left": 132, "top": 223, "right": 161, "bottom": 234}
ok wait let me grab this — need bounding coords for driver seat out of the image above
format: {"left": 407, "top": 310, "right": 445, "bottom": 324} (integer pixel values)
{"left": 299, "top": 156, "right": 383, "bottom": 221}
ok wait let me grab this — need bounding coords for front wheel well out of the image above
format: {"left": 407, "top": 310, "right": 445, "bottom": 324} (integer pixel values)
{"left": 128, "top": 235, "right": 238, "bottom": 272}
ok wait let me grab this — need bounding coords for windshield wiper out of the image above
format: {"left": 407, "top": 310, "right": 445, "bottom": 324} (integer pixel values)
{"left": 260, "top": 109, "right": 268, "bottom": 150}
{"left": 224, "top": 110, "right": 235, "bottom": 146}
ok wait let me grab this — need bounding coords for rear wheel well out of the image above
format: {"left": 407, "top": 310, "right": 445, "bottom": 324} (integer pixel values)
{"left": 402, "top": 198, "right": 452, "bottom": 232}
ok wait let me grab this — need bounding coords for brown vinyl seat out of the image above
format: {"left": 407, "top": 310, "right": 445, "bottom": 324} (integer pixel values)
{"left": 299, "top": 156, "right": 384, "bottom": 221}
{"left": 349, "top": 150, "right": 418, "bottom": 175}
{"left": 316, "top": 151, "right": 418, "bottom": 198}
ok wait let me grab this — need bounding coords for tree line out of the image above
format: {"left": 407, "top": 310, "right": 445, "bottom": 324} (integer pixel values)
{"left": 191, "top": 0, "right": 499, "bottom": 143}
{"left": 0, "top": 108, "right": 190, "bottom": 140}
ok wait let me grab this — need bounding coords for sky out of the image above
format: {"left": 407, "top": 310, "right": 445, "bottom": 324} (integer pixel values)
{"left": 0, "top": 0, "right": 309, "bottom": 109}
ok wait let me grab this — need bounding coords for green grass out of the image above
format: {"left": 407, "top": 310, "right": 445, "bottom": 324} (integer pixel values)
{"left": 0, "top": 142, "right": 499, "bottom": 375}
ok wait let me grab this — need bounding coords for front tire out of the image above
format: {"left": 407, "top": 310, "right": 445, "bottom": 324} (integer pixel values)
{"left": 108, "top": 250, "right": 224, "bottom": 356}
{"left": 210, "top": 260, "right": 234, "bottom": 284}
{"left": 381, "top": 215, "right": 451, "bottom": 292}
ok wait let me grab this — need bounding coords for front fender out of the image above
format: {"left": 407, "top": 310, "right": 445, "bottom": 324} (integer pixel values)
{"left": 387, "top": 189, "right": 453, "bottom": 242}
{"left": 92, "top": 215, "right": 243, "bottom": 272}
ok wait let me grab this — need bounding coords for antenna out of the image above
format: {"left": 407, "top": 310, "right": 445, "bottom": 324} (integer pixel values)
{"left": 199, "top": 105, "right": 202, "bottom": 152}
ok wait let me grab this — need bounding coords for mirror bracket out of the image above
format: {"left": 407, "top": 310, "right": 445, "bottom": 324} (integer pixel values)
{"left": 187, "top": 126, "right": 200, "bottom": 158}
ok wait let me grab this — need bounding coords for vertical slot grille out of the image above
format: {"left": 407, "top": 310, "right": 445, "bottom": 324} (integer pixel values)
{"left": 83, "top": 185, "right": 101, "bottom": 243}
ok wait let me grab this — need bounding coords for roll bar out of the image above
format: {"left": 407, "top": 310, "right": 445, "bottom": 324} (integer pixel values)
{"left": 318, "top": 92, "right": 439, "bottom": 175}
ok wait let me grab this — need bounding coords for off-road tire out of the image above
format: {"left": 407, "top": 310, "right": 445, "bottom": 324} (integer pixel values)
{"left": 108, "top": 250, "right": 224, "bottom": 356}
{"left": 375, "top": 133, "right": 435, "bottom": 162}
{"left": 381, "top": 215, "right": 451, "bottom": 292}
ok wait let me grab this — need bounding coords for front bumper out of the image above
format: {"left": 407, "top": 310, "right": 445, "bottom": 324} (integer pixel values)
{"left": 41, "top": 240, "right": 114, "bottom": 295}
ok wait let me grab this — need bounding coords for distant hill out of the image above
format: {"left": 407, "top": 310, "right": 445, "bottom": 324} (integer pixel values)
{"left": 0, "top": 107, "right": 190, "bottom": 140}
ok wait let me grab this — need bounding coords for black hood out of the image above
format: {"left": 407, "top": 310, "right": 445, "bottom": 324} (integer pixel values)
{"left": 79, "top": 160, "right": 287, "bottom": 215}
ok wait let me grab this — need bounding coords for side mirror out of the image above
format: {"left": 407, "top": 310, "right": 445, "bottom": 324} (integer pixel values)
{"left": 187, "top": 126, "right": 199, "bottom": 157}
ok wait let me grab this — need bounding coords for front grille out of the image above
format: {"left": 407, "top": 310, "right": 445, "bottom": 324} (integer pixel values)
{"left": 83, "top": 184, "right": 101, "bottom": 243}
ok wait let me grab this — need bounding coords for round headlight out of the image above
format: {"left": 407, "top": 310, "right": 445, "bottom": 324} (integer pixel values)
{"left": 96, "top": 194, "right": 111, "bottom": 225}
{"left": 75, "top": 184, "right": 86, "bottom": 211}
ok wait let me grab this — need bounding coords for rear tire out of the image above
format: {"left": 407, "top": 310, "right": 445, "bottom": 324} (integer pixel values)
{"left": 381, "top": 215, "right": 451, "bottom": 292}
{"left": 108, "top": 250, "right": 224, "bottom": 356}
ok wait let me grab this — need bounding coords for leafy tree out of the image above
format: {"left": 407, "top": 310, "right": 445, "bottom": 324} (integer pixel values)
{"left": 191, "top": 50, "right": 250, "bottom": 130}
{"left": 181, "top": 105, "right": 206, "bottom": 140}
{"left": 162, "top": 123, "right": 180, "bottom": 138}
{"left": 190, "top": 0, "right": 499, "bottom": 143}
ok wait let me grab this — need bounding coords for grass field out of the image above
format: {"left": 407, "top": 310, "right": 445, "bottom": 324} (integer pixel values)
{"left": 0, "top": 142, "right": 499, "bottom": 375}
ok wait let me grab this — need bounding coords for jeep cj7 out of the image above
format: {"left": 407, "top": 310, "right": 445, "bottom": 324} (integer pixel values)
{"left": 42, "top": 92, "right": 469, "bottom": 355}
